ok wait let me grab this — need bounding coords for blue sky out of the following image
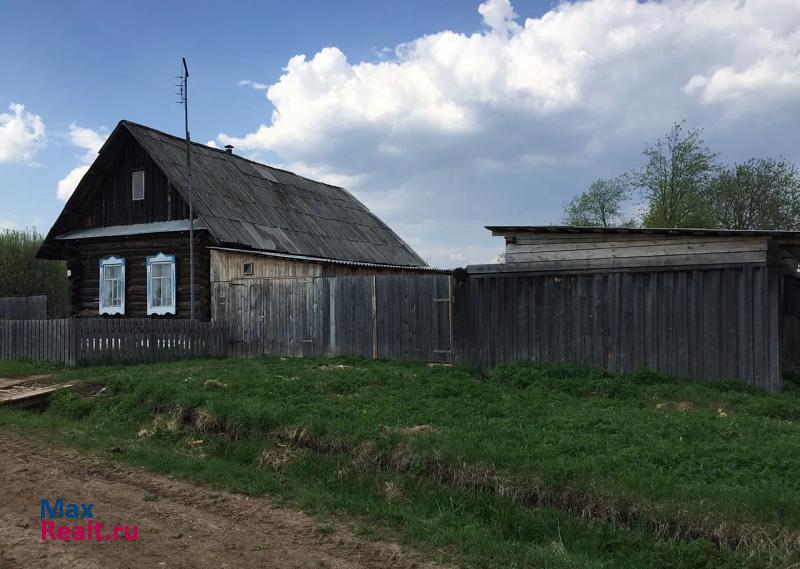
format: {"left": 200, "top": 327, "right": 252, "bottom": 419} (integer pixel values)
{"left": 2, "top": 0, "right": 799, "bottom": 267}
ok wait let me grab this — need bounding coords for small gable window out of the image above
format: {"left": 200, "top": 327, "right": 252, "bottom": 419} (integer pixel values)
{"left": 99, "top": 256, "right": 125, "bottom": 315}
{"left": 132, "top": 170, "right": 145, "bottom": 200}
{"left": 146, "top": 253, "right": 176, "bottom": 316}
{"left": 243, "top": 262, "right": 253, "bottom": 276}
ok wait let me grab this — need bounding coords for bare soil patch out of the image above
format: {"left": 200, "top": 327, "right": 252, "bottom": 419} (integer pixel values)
{"left": 0, "top": 432, "right": 445, "bottom": 569}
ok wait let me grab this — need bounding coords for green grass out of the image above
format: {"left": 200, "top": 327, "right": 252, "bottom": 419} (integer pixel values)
{"left": 0, "top": 359, "right": 64, "bottom": 377}
{"left": 1, "top": 357, "right": 799, "bottom": 568}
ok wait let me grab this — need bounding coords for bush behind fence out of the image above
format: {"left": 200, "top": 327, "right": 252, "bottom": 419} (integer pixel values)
{"left": 0, "top": 295, "right": 47, "bottom": 320}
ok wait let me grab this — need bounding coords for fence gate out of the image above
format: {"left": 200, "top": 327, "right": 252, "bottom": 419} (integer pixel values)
{"left": 213, "top": 274, "right": 453, "bottom": 362}
{"left": 373, "top": 274, "right": 452, "bottom": 362}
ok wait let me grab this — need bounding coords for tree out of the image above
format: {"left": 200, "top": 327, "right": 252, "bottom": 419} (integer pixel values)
{"left": 635, "top": 122, "right": 717, "bottom": 228}
{"left": 710, "top": 158, "right": 800, "bottom": 230}
{"left": 0, "top": 229, "right": 67, "bottom": 317}
{"left": 561, "top": 177, "right": 634, "bottom": 227}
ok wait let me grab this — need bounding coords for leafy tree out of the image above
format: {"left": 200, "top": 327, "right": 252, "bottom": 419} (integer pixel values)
{"left": 0, "top": 228, "right": 67, "bottom": 317}
{"left": 561, "top": 177, "right": 635, "bottom": 227}
{"left": 710, "top": 158, "right": 800, "bottom": 230}
{"left": 634, "top": 122, "right": 718, "bottom": 228}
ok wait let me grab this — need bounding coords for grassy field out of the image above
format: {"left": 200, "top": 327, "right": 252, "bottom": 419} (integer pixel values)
{"left": 1, "top": 357, "right": 799, "bottom": 568}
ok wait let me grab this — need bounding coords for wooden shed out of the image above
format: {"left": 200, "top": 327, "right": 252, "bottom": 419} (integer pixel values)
{"left": 37, "top": 121, "right": 430, "bottom": 320}
{"left": 455, "top": 226, "right": 800, "bottom": 391}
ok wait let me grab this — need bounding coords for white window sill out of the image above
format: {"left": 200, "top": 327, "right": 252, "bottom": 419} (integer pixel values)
{"left": 147, "top": 307, "right": 176, "bottom": 316}
{"left": 99, "top": 306, "right": 125, "bottom": 316}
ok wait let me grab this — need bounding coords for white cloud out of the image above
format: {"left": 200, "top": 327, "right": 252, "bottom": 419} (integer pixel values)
{"left": 56, "top": 123, "right": 107, "bottom": 201}
{"left": 413, "top": 243, "right": 504, "bottom": 268}
{"left": 239, "top": 80, "right": 268, "bottom": 90}
{"left": 68, "top": 123, "right": 105, "bottom": 161}
{"left": 57, "top": 165, "right": 91, "bottom": 202}
{"left": 478, "top": 0, "right": 521, "bottom": 36}
{"left": 0, "top": 103, "right": 46, "bottom": 163}
{"left": 218, "top": 0, "right": 800, "bottom": 267}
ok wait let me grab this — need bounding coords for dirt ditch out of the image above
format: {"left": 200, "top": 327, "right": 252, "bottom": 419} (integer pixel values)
{"left": 143, "top": 405, "right": 800, "bottom": 558}
{"left": 269, "top": 426, "right": 800, "bottom": 559}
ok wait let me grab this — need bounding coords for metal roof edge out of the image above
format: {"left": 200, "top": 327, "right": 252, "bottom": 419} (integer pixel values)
{"left": 208, "top": 246, "right": 449, "bottom": 273}
{"left": 485, "top": 225, "right": 800, "bottom": 238}
{"left": 55, "top": 219, "right": 207, "bottom": 240}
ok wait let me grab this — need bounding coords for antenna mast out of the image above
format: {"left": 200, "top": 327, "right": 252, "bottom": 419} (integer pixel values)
{"left": 178, "top": 58, "right": 195, "bottom": 320}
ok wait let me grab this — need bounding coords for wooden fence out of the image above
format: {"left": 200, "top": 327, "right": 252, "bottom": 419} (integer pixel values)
{"left": 0, "top": 319, "right": 72, "bottom": 364}
{"left": 2, "top": 270, "right": 795, "bottom": 390}
{"left": 784, "top": 275, "right": 800, "bottom": 373}
{"left": 213, "top": 274, "right": 453, "bottom": 362}
{"left": 0, "top": 295, "right": 47, "bottom": 320}
{"left": 0, "top": 318, "right": 224, "bottom": 365}
{"left": 453, "top": 266, "right": 784, "bottom": 391}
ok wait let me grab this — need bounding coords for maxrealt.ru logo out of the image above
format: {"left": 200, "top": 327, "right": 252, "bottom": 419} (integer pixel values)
{"left": 40, "top": 499, "right": 138, "bottom": 542}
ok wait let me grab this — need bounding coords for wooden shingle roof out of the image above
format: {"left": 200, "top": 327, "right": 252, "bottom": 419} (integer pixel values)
{"left": 119, "top": 121, "right": 426, "bottom": 267}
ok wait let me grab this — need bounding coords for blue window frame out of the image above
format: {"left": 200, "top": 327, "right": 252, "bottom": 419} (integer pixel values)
{"left": 98, "top": 256, "right": 125, "bottom": 315}
{"left": 146, "top": 253, "right": 176, "bottom": 315}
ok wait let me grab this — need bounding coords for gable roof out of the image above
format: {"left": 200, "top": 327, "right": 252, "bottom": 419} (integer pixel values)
{"left": 42, "top": 120, "right": 427, "bottom": 267}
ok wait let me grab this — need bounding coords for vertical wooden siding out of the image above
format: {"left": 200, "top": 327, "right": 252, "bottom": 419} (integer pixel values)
{"left": 83, "top": 131, "right": 190, "bottom": 228}
{"left": 0, "top": 319, "right": 70, "bottom": 363}
{"left": 453, "top": 266, "right": 784, "bottom": 391}
{"left": 212, "top": 274, "right": 453, "bottom": 362}
{"left": 0, "top": 296, "right": 47, "bottom": 320}
{"left": 783, "top": 275, "right": 800, "bottom": 372}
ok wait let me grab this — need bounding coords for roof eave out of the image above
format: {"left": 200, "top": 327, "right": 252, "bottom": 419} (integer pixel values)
{"left": 486, "top": 225, "right": 800, "bottom": 240}
{"left": 208, "top": 246, "right": 445, "bottom": 273}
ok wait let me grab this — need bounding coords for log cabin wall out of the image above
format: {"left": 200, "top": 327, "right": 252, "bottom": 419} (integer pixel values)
{"left": 82, "top": 130, "right": 189, "bottom": 229}
{"left": 66, "top": 232, "right": 211, "bottom": 320}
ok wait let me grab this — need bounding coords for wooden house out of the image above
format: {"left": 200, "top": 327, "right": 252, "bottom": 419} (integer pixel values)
{"left": 37, "top": 121, "right": 430, "bottom": 320}
{"left": 455, "top": 226, "right": 800, "bottom": 390}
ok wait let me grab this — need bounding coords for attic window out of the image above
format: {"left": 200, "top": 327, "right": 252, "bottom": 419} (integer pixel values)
{"left": 243, "top": 262, "right": 253, "bottom": 276}
{"left": 132, "top": 170, "right": 145, "bottom": 201}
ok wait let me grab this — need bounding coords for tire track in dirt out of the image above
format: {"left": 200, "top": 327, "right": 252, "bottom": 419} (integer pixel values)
{"left": 0, "top": 432, "right": 448, "bottom": 569}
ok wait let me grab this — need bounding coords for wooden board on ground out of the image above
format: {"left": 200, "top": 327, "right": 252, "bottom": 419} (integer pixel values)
{"left": 0, "top": 381, "right": 73, "bottom": 408}
{"left": 0, "top": 375, "right": 54, "bottom": 389}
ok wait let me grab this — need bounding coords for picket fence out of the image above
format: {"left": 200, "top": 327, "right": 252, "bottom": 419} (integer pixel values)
{"left": 0, "top": 318, "right": 224, "bottom": 365}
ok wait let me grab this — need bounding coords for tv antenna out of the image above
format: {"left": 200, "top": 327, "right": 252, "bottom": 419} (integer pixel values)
{"left": 176, "top": 58, "right": 195, "bottom": 320}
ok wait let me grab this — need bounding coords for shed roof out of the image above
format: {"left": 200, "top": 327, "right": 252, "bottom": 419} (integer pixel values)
{"left": 487, "top": 225, "right": 800, "bottom": 239}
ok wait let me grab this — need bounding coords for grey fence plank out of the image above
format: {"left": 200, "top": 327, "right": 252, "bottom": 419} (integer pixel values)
{"left": 215, "top": 274, "right": 454, "bottom": 362}
{"left": 453, "top": 266, "right": 786, "bottom": 391}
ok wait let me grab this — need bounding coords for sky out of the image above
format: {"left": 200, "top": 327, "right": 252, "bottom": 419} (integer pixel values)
{"left": 1, "top": 0, "right": 799, "bottom": 268}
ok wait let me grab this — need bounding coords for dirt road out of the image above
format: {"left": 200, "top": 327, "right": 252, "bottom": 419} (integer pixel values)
{"left": 0, "top": 433, "right": 443, "bottom": 569}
